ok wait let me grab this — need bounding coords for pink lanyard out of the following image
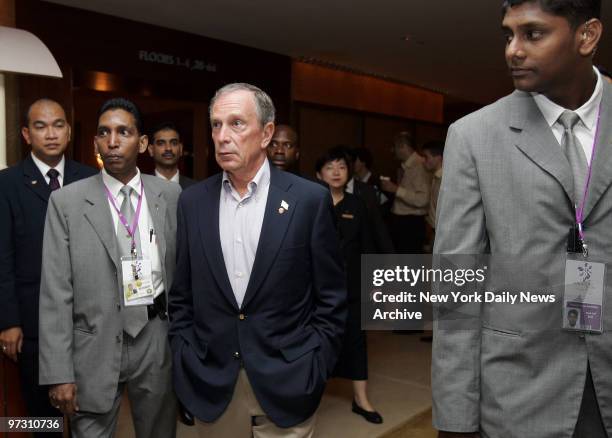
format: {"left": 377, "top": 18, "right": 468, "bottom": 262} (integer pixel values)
{"left": 104, "top": 182, "right": 144, "bottom": 256}
{"left": 575, "top": 104, "right": 603, "bottom": 257}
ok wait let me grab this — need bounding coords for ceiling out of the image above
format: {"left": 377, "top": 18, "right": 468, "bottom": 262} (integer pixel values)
{"left": 45, "top": 0, "right": 611, "bottom": 104}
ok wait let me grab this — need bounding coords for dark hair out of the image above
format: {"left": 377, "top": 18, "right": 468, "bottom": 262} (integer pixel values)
{"left": 422, "top": 140, "right": 445, "bottom": 157}
{"left": 150, "top": 121, "right": 181, "bottom": 143}
{"left": 352, "top": 147, "right": 373, "bottom": 169}
{"left": 315, "top": 146, "right": 353, "bottom": 176}
{"left": 393, "top": 131, "right": 414, "bottom": 149}
{"left": 568, "top": 309, "right": 579, "bottom": 317}
{"left": 23, "top": 98, "right": 64, "bottom": 126}
{"left": 97, "top": 98, "right": 144, "bottom": 134}
{"left": 502, "top": 0, "right": 601, "bottom": 28}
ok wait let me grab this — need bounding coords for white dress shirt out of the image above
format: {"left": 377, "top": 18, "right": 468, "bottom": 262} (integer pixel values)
{"left": 532, "top": 67, "right": 604, "bottom": 164}
{"left": 31, "top": 153, "right": 65, "bottom": 187}
{"left": 219, "top": 160, "right": 270, "bottom": 308}
{"left": 155, "top": 169, "right": 180, "bottom": 184}
{"left": 102, "top": 168, "right": 164, "bottom": 298}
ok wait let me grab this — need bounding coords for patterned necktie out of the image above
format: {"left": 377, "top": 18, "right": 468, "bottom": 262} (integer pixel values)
{"left": 47, "top": 169, "right": 60, "bottom": 191}
{"left": 117, "top": 185, "right": 148, "bottom": 338}
{"left": 558, "top": 111, "right": 588, "bottom": 207}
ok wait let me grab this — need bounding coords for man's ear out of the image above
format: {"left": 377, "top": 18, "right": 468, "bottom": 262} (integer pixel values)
{"left": 578, "top": 18, "right": 602, "bottom": 57}
{"left": 21, "top": 127, "right": 32, "bottom": 145}
{"left": 139, "top": 135, "right": 149, "bottom": 153}
{"left": 261, "top": 122, "right": 275, "bottom": 149}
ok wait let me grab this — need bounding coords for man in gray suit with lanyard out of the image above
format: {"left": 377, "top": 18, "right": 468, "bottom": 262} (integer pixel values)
{"left": 433, "top": 1, "right": 611, "bottom": 437}
{"left": 38, "top": 98, "right": 179, "bottom": 437}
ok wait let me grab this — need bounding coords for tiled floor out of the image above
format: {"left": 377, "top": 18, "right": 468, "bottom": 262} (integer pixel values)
{"left": 116, "top": 332, "right": 435, "bottom": 437}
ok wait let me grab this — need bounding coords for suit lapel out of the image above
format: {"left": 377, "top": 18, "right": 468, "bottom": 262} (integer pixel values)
{"left": 582, "top": 83, "right": 612, "bottom": 221}
{"left": 22, "top": 155, "right": 52, "bottom": 202}
{"left": 198, "top": 175, "right": 238, "bottom": 309}
{"left": 142, "top": 176, "right": 167, "bottom": 278}
{"left": 83, "top": 174, "right": 119, "bottom": 269}
{"left": 242, "top": 169, "right": 297, "bottom": 309}
{"left": 510, "top": 91, "right": 574, "bottom": 202}
{"left": 63, "top": 159, "right": 83, "bottom": 185}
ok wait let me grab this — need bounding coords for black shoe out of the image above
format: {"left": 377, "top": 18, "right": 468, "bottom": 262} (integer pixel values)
{"left": 178, "top": 402, "right": 195, "bottom": 426}
{"left": 352, "top": 400, "right": 383, "bottom": 424}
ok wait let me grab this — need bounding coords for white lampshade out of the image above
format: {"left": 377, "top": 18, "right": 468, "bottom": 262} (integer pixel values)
{"left": 0, "top": 26, "right": 62, "bottom": 77}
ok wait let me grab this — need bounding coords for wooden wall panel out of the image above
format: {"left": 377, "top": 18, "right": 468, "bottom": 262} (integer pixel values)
{"left": 292, "top": 61, "right": 444, "bottom": 124}
{"left": 298, "top": 106, "right": 363, "bottom": 179}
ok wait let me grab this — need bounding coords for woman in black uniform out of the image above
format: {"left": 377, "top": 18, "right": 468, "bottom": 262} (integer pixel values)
{"left": 315, "top": 147, "right": 383, "bottom": 424}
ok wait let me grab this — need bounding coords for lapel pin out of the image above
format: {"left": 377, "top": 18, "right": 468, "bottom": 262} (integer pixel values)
{"left": 278, "top": 207, "right": 285, "bottom": 214}
{"left": 31, "top": 180, "right": 37, "bottom": 185}
{"left": 281, "top": 200, "right": 289, "bottom": 210}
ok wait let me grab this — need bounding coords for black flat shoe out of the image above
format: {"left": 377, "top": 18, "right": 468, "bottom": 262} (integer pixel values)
{"left": 178, "top": 402, "right": 195, "bottom": 426}
{"left": 352, "top": 400, "right": 383, "bottom": 424}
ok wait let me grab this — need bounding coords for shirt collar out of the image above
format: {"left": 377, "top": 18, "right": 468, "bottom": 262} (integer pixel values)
{"left": 155, "top": 168, "right": 180, "bottom": 183}
{"left": 532, "top": 66, "right": 603, "bottom": 132}
{"left": 102, "top": 167, "right": 142, "bottom": 199}
{"left": 361, "top": 171, "right": 372, "bottom": 183}
{"left": 402, "top": 151, "right": 418, "bottom": 169}
{"left": 346, "top": 178, "right": 355, "bottom": 194}
{"left": 222, "top": 159, "right": 271, "bottom": 200}
{"left": 31, "top": 152, "right": 65, "bottom": 180}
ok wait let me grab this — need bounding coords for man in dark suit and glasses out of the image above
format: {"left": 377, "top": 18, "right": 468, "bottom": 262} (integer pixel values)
{"left": 169, "top": 83, "right": 347, "bottom": 437}
{"left": 0, "top": 98, "right": 96, "bottom": 435}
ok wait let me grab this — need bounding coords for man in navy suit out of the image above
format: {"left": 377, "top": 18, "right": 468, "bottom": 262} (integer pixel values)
{"left": 0, "top": 98, "right": 96, "bottom": 434}
{"left": 169, "top": 83, "right": 347, "bottom": 437}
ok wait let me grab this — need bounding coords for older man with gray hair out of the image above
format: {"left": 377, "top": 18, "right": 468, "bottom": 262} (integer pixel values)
{"left": 168, "top": 83, "right": 347, "bottom": 437}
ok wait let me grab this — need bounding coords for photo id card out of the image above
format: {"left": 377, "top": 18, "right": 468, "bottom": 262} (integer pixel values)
{"left": 563, "top": 256, "right": 605, "bottom": 333}
{"left": 121, "top": 256, "right": 155, "bottom": 307}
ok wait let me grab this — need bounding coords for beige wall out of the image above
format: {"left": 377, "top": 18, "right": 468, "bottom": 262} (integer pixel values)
{"left": 1, "top": 0, "right": 21, "bottom": 167}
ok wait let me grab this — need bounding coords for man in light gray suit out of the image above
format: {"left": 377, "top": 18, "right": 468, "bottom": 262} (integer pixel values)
{"left": 39, "top": 98, "right": 179, "bottom": 437}
{"left": 433, "top": 1, "right": 610, "bottom": 437}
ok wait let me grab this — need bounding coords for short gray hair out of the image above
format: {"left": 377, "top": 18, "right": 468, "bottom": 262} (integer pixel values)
{"left": 209, "top": 83, "right": 276, "bottom": 126}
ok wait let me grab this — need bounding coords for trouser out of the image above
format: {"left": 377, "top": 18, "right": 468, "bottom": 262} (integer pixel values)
{"left": 573, "top": 364, "right": 608, "bottom": 438}
{"left": 70, "top": 317, "right": 177, "bottom": 438}
{"left": 18, "top": 339, "right": 63, "bottom": 438}
{"left": 196, "top": 368, "right": 316, "bottom": 438}
{"left": 390, "top": 213, "right": 426, "bottom": 254}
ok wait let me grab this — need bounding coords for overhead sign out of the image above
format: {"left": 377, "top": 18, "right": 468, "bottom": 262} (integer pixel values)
{"left": 138, "top": 50, "right": 217, "bottom": 73}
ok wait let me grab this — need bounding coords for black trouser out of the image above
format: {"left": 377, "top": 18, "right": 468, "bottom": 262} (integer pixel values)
{"left": 390, "top": 213, "right": 426, "bottom": 254}
{"left": 573, "top": 364, "right": 608, "bottom": 438}
{"left": 18, "top": 339, "right": 63, "bottom": 438}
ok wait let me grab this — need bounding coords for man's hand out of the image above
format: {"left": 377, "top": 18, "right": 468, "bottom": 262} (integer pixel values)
{"left": 439, "top": 432, "right": 480, "bottom": 438}
{"left": 0, "top": 327, "right": 23, "bottom": 362}
{"left": 49, "top": 383, "right": 79, "bottom": 415}
{"left": 380, "top": 179, "right": 398, "bottom": 193}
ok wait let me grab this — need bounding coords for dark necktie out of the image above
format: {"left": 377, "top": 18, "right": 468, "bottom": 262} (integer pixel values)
{"left": 558, "top": 111, "right": 588, "bottom": 207}
{"left": 47, "top": 168, "right": 61, "bottom": 191}
{"left": 117, "top": 185, "right": 148, "bottom": 338}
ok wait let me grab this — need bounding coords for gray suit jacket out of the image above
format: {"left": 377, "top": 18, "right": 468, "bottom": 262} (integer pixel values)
{"left": 38, "top": 173, "right": 180, "bottom": 413}
{"left": 432, "top": 82, "right": 612, "bottom": 438}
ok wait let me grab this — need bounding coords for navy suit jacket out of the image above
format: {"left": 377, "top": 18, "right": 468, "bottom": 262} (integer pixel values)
{"left": 0, "top": 155, "right": 97, "bottom": 340}
{"left": 169, "top": 164, "right": 347, "bottom": 427}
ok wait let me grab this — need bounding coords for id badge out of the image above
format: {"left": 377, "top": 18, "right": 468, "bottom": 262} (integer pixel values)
{"left": 563, "top": 254, "right": 605, "bottom": 333}
{"left": 121, "top": 256, "right": 155, "bottom": 307}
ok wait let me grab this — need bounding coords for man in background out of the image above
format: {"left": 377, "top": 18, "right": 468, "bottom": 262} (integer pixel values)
{"left": 0, "top": 98, "right": 96, "bottom": 435}
{"left": 148, "top": 121, "right": 195, "bottom": 189}
{"left": 266, "top": 124, "right": 300, "bottom": 174}
{"left": 380, "top": 131, "right": 431, "bottom": 253}
{"left": 421, "top": 140, "right": 444, "bottom": 232}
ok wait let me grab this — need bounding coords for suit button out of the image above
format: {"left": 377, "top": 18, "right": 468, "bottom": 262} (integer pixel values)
{"left": 234, "top": 352, "right": 241, "bottom": 360}
{"left": 239, "top": 313, "right": 245, "bottom": 320}
{"left": 579, "top": 334, "right": 585, "bottom": 339}
{"left": 116, "top": 303, "right": 121, "bottom": 310}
